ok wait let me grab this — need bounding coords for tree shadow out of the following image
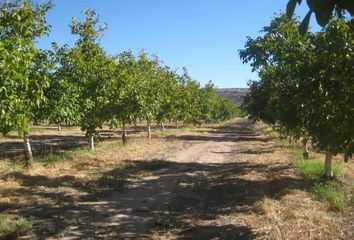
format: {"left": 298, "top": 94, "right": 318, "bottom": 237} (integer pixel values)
{"left": 0, "top": 157, "right": 311, "bottom": 239}
{"left": 0, "top": 133, "right": 121, "bottom": 160}
{"left": 0, "top": 123, "right": 182, "bottom": 161}
{"left": 1, "top": 172, "right": 78, "bottom": 188}
{"left": 179, "top": 224, "right": 256, "bottom": 240}
{"left": 175, "top": 134, "right": 270, "bottom": 143}
{"left": 173, "top": 121, "right": 271, "bottom": 143}
{"left": 211, "top": 149, "right": 275, "bottom": 155}
{"left": 0, "top": 119, "right": 310, "bottom": 239}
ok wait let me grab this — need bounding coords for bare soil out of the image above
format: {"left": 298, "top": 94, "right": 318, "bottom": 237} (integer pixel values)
{"left": 0, "top": 118, "right": 353, "bottom": 239}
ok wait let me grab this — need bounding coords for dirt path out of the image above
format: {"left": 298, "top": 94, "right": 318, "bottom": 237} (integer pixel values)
{"left": 2, "top": 119, "right": 350, "bottom": 239}
{"left": 83, "top": 132, "right": 237, "bottom": 239}
{"left": 43, "top": 118, "right": 346, "bottom": 240}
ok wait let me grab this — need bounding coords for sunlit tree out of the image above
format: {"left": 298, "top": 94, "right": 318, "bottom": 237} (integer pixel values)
{"left": 59, "top": 9, "right": 114, "bottom": 150}
{"left": 240, "top": 14, "right": 354, "bottom": 177}
{"left": 0, "top": 0, "right": 52, "bottom": 166}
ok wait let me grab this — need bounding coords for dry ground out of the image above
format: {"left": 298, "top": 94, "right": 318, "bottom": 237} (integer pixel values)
{"left": 0, "top": 118, "right": 353, "bottom": 239}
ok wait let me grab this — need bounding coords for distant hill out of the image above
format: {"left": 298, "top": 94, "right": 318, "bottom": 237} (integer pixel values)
{"left": 215, "top": 88, "right": 248, "bottom": 105}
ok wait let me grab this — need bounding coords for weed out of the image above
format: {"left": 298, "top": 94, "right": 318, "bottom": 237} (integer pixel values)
{"left": 0, "top": 161, "right": 23, "bottom": 177}
{"left": 292, "top": 153, "right": 324, "bottom": 178}
{"left": 314, "top": 182, "right": 350, "bottom": 212}
{"left": 34, "top": 152, "right": 71, "bottom": 166}
{"left": 274, "top": 137, "right": 296, "bottom": 150}
{"left": 0, "top": 214, "right": 32, "bottom": 239}
{"left": 291, "top": 153, "right": 351, "bottom": 212}
{"left": 33, "top": 140, "right": 124, "bottom": 166}
{"left": 292, "top": 153, "right": 340, "bottom": 178}
{"left": 29, "top": 127, "right": 46, "bottom": 133}
{"left": 105, "top": 141, "right": 123, "bottom": 149}
{"left": 34, "top": 148, "right": 88, "bottom": 166}
{"left": 267, "top": 130, "right": 279, "bottom": 139}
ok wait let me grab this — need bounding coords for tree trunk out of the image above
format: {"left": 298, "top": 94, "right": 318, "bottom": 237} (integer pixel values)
{"left": 324, "top": 151, "right": 333, "bottom": 178}
{"left": 23, "top": 134, "right": 33, "bottom": 167}
{"left": 302, "top": 138, "right": 309, "bottom": 159}
{"left": 89, "top": 134, "right": 95, "bottom": 151}
{"left": 58, "top": 123, "right": 62, "bottom": 131}
{"left": 176, "top": 121, "right": 179, "bottom": 129}
{"left": 161, "top": 122, "right": 165, "bottom": 132}
{"left": 122, "top": 121, "right": 128, "bottom": 145}
{"left": 147, "top": 122, "right": 152, "bottom": 139}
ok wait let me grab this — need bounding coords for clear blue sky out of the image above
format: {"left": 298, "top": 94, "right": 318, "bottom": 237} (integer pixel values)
{"left": 36, "top": 0, "right": 319, "bottom": 88}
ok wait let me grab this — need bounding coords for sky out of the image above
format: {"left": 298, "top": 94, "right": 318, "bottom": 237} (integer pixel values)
{"left": 35, "top": 0, "right": 319, "bottom": 88}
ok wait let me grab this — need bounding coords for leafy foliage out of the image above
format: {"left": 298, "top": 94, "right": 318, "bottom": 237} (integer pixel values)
{"left": 0, "top": 0, "right": 52, "bottom": 136}
{"left": 43, "top": 43, "right": 81, "bottom": 126}
{"left": 0, "top": 1, "right": 241, "bottom": 160}
{"left": 240, "top": 14, "right": 354, "bottom": 175}
{"left": 54, "top": 9, "right": 115, "bottom": 148}
{"left": 286, "top": 0, "right": 354, "bottom": 34}
{"left": 106, "top": 51, "right": 241, "bottom": 140}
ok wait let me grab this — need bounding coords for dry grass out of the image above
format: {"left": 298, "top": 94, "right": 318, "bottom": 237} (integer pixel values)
{"left": 0, "top": 125, "right": 181, "bottom": 239}
{"left": 0, "top": 119, "right": 353, "bottom": 239}
{"left": 229, "top": 121, "right": 353, "bottom": 240}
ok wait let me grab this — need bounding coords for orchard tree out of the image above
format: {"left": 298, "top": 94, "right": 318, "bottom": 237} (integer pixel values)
{"left": 240, "top": 15, "right": 313, "bottom": 157}
{"left": 0, "top": 0, "right": 52, "bottom": 166}
{"left": 197, "top": 82, "right": 241, "bottom": 124}
{"left": 136, "top": 51, "right": 162, "bottom": 138}
{"left": 45, "top": 44, "right": 81, "bottom": 130}
{"left": 218, "top": 97, "right": 242, "bottom": 121}
{"left": 185, "top": 81, "right": 203, "bottom": 125}
{"left": 172, "top": 67, "right": 191, "bottom": 128}
{"left": 241, "top": 80, "right": 275, "bottom": 125}
{"left": 31, "top": 49, "right": 55, "bottom": 125}
{"left": 240, "top": 14, "right": 354, "bottom": 177}
{"left": 106, "top": 51, "right": 140, "bottom": 145}
{"left": 306, "top": 19, "right": 354, "bottom": 175}
{"left": 155, "top": 66, "right": 179, "bottom": 131}
{"left": 199, "top": 82, "right": 231, "bottom": 123}
{"left": 178, "top": 70, "right": 203, "bottom": 125}
{"left": 61, "top": 9, "right": 114, "bottom": 150}
{"left": 199, "top": 82, "right": 217, "bottom": 123}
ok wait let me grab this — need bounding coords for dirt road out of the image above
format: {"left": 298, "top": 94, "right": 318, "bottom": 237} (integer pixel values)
{"left": 2, "top": 119, "right": 350, "bottom": 239}
{"left": 42, "top": 118, "right": 345, "bottom": 240}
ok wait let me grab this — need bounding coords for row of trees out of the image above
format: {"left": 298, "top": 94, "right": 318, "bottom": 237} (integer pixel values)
{"left": 0, "top": 1, "right": 241, "bottom": 166}
{"left": 239, "top": 14, "right": 353, "bottom": 177}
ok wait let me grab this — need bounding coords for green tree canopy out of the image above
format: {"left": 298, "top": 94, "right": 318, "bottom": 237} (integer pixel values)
{"left": 58, "top": 9, "right": 115, "bottom": 150}
{"left": 0, "top": 0, "right": 52, "bottom": 165}
{"left": 240, "top": 14, "right": 354, "bottom": 177}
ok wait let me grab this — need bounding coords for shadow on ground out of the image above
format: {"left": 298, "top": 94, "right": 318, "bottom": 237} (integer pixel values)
{"left": 0, "top": 120, "right": 312, "bottom": 239}
{"left": 1, "top": 157, "right": 311, "bottom": 239}
{"left": 0, "top": 134, "right": 116, "bottom": 160}
{"left": 173, "top": 123, "right": 271, "bottom": 144}
{"left": 0, "top": 123, "right": 182, "bottom": 160}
